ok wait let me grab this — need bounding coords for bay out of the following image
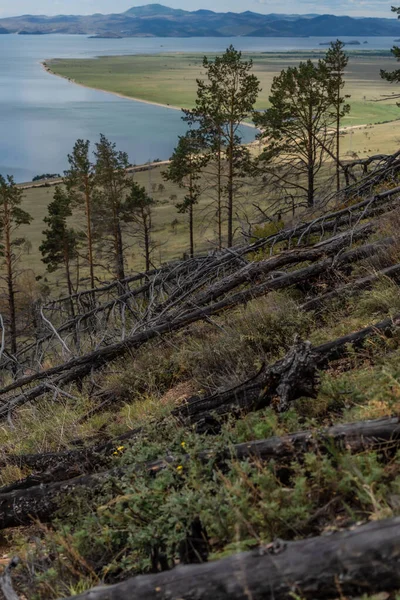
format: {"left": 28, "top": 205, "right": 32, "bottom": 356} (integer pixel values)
{"left": 0, "top": 34, "right": 396, "bottom": 182}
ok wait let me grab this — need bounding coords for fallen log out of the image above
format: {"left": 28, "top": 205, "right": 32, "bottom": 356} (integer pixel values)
{"left": 248, "top": 183, "right": 400, "bottom": 253}
{"left": 189, "top": 221, "right": 375, "bottom": 307}
{"left": 0, "top": 426, "right": 143, "bottom": 490}
{"left": 0, "top": 235, "right": 391, "bottom": 418}
{"left": 63, "top": 516, "right": 400, "bottom": 600}
{"left": 301, "top": 262, "right": 400, "bottom": 312}
{"left": 176, "top": 310, "right": 400, "bottom": 429}
{"left": 0, "top": 415, "right": 399, "bottom": 524}
{"left": 176, "top": 339, "right": 319, "bottom": 431}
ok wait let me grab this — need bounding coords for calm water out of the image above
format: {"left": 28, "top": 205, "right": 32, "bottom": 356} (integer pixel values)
{"left": 0, "top": 34, "right": 396, "bottom": 182}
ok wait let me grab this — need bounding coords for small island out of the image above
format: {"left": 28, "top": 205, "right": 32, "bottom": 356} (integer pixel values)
{"left": 18, "top": 30, "right": 47, "bottom": 35}
{"left": 89, "top": 33, "right": 124, "bottom": 39}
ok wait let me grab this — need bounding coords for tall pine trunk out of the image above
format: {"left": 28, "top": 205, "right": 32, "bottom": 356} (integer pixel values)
{"left": 4, "top": 200, "right": 17, "bottom": 356}
{"left": 189, "top": 201, "right": 194, "bottom": 258}
{"left": 306, "top": 99, "right": 315, "bottom": 208}
{"left": 227, "top": 120, "right": 234, "bottom": 248}
{"left": 112, "top": 204, "right": 125, "bottom": 281}
{"left": 216, "top": 138, "right": 223, "bottom": 250}
{"left": 84, "top": 176, "right": 95, "bottom": 290}
{"left": 144, "top": 217, "right": 151, "bottom": 272}
{"left": 63, "top": 238, "right": 75, "bottom": 318}
{"left": 336, "top": 87, "right": 341, "bottom": 192}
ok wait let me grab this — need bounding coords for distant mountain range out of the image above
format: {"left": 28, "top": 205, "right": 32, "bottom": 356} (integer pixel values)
{"left": 1, "top": 3, "right": 400, "bottom": 37}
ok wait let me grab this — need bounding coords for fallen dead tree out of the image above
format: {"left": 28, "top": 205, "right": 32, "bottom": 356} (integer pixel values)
{"left": 248, "top": 182, "right": 400, "bottom": 254}
{"left": 188, "top": 222, "right": 375, "bottom": 307}
{"left": 343, "top": 150, "right": 400, "bottom": 195}
{"left": 28, "top": 219, "right": 379, "bottom": 362}
{"left": 0, "top": 426, "right": 143, "bottom": 489}
{"left": 0, "top": 415, "right": 398, "bottom": 527}
{"left": 301, "top": 262, "right": 400, "bottom": 312}
{"left": 60, "top": 516, "right": 400, "bottom": 600}
{"left": 176, "top": 312, "right": 400, "bottom": 429}
{"left": 0, "top": 235, "right": 392, "bottom": 420}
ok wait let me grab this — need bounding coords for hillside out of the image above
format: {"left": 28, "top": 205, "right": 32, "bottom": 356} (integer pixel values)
{"left": 1, "top": 151, "right": 400, "bottom": 597}
{"left": 1, "top": 4, "right": 400, "bottom": 37}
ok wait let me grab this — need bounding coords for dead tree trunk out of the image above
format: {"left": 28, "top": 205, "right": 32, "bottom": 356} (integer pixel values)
{"left": 62, "top": 517, "right": 400, "bottom": 600}
{"left": 301, "top": 262, "right": 400, "bottom": 312}
{"left": 176, "top": 312, "right": 400, "bottom": 430}
{"left": 192, "top": 222, "right": 374, "bottom": 307}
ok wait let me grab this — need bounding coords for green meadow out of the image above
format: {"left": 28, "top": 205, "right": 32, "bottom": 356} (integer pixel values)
{"left": 47, "top": 51, "right": 400, "bottom": 125}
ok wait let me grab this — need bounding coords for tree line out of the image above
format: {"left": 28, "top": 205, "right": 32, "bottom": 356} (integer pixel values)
{"left": 0, "top": 137, "right": 158, "bottom": 355}
{"left": 163, "top": 40, "right": 350, "bottom": 257}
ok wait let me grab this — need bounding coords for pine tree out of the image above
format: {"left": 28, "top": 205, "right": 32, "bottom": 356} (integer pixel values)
{"left": 184, "top": 46, "right": 261, "bottom": 247}
{"left": 94, "top": 135, "right": 131, "bottom": 281}
{"left": 324, "top": 40, "right": 350, "bottom": 192}
{"left": 0, "top": 175, "right": 32, "bottom": 355}
{"left": 126, "top": 182, "right": 155, "bottom": 272}
{"left": 64, "top": 139, "right": 96, "bottom": 289}
{"left": 255, "top": 60, "right": 336, "bottom": 209}
{"left": 163, "top": 131, "right": 206, "bottom": 258}
{"left": 40, "top": 186, "right": 79, "bottom": 308}
{"left": 184, "top": 95, "right": 225, "bottom": 249}
{"left": 381, "top": 7, "right": 400, "bottom": 98}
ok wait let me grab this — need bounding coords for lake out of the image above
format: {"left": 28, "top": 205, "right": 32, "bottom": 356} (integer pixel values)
{"left": 0, "top": 34, "right": 397, "bottom": 182}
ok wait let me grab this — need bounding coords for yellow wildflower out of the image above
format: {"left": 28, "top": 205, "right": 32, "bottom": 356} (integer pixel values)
{"left": 181, "top": 441, "right": 186, "bottom": 449}
{"left": 176, "top": 465, "right": 184, "bottom": 473}
{"left": 113, "top": 445, "right": 125, "bottom": 456}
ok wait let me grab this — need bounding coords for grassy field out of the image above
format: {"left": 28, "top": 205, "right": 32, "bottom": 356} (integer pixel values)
{"left": 18, "top": 118, "right": 400, "bottom": 287}
{"left": 47, "top": 51, "right": 400, "bottom": 126}
{"left": 17, "top": 164, "right": 239, "bottom": 285}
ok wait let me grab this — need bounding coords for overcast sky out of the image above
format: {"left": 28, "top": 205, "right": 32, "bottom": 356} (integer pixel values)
{"left": 0, "top": 0, "right": 394, "bottom": 19}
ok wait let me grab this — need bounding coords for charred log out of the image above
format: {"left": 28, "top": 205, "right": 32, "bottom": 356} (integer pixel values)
{"left": 62, "top": 516, "right": 400, "bottom": 600}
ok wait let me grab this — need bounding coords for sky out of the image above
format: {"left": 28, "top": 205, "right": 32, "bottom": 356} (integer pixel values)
{"left": 0, "top": 0, "right": 395, "bottom": 19}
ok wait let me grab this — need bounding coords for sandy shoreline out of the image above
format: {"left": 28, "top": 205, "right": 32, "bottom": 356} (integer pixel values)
{"left": 42, "top": 60, "right": 184, "bottom": 112}
{"left": 41, "top": 60, "right": 257, "bottom": 129}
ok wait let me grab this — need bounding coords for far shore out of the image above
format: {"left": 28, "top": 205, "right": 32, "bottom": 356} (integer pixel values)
{"left": 42, "top": 61, "right": 371, "bottom": 134}
{"left": 41, "top": 60, "right": 184, "bottom": 112}
{"left": 41, "top": 60, "right": 257, "bottom": 129}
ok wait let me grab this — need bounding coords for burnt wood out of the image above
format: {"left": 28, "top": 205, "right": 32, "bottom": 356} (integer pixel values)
{"left": 62, "top": 517, "right": 400, "bottom": 600}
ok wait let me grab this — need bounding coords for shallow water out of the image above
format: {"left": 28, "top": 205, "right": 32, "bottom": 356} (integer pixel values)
{"left": 0, "top": 34, "right": 395, "bottom": 182}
